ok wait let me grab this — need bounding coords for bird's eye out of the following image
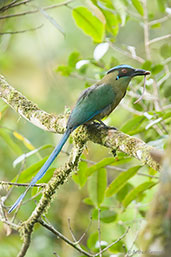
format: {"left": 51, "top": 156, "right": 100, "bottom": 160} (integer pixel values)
{"left": 122, "top": 68, "right": 127, "bottom": 73}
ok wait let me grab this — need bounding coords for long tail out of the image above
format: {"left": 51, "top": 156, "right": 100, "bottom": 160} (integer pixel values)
{"left": 8, "top": 129, "right": 71, "bottom": 213}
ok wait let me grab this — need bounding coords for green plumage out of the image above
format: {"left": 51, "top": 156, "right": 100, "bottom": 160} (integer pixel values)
{"left": 67, "top": 71, "right": 131, "bottom": 129}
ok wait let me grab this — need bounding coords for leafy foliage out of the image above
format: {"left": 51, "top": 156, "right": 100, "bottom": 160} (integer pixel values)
{"left": 72, "top": 6, "right": 105, "bottom": 42}
{"left": 0, "top": 0, "right": 170, "bottom": 256}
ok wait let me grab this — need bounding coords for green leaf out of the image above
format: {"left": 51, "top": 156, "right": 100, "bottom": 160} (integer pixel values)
{"left": 72, "top": 160, "right": 88, "bottom": 188}
{"left": 131, "top": 0, "right": 144, "bottom": 16}
{"left": 116, "top": 183, "right": 134, "bottom": 202}
{"left": 56, "top": 65, "right": 72, "bottom": 76}
{"left": 151, "top": 23, "right": 161, "bottom": 29}
{"left": 0, "top": 128, "right": 22, "bottom": 155}
{"left": 68, "top": 51, "right": 80, "bottom": 68}
{"left": 0, "top": 99, "right": 8, "bottom": 113}
{"left": 100, "top": 210, "right": 117, "bottom": 223}
{"left": 83, "top": 197, "right": 94, "bottom": 206}
{"left": 102, "top": 10, "right": 119, "bottom": 36}
{"left": 113, "top": 0, "right": 127, "bottom": 26}
{"left": 121, "top": 116, "right": 146, "bottom": 133}
{"left": 13, "top": 156, "right": 48, "bottom": 182}
{"left": 88, "top": 168, "right": 107, "bottom": 207}
{"left": 141, "top": 60, "right": 152, "bottom": 71}
{"left": 105, "top": 166, "right": 140, "bottom": 197}
{"left": 91, "top": 0, "right": 114, "bottom": 9}
{"left": 92, "top": 208, "right": 117, "bottom": 223}
{"left": 72, "top": 7, "right": 105, "bottom": 42}
{"left": 87, "top": 232, "right": 98, "bottom": 249}
{"left": 148, "top": 167, "right": 158, "bottom": 176}
{"left": 160, "top": 44, "right": 171, "bottom": 59}
{"left": 109, "top": 239, "right": 126, "bottom": 253}
{"left": 157, "top": 0, "right": 167, "bottom": 12}
{"left": 122, "top": 181, "right": 157, "bottom": 208}
{"left": 151, "top": 64, "right": 164, "bottom": 75}
{"left": 31, "top": 167, "right": 55, "bottom": 197}
{"left": 86, "top": 157, "right": 115, "bottom": 177}
{"left": 162, "top": 111, "right": 171, "bottom": 121}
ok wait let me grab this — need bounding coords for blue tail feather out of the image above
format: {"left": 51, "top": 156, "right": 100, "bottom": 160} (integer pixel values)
{"left": 8, "top": 129, "right": 71, "bottom": 213}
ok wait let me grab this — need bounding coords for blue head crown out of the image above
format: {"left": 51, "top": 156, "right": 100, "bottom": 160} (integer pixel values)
{"left": 107, "top": 64, "right": 134, "bottom": 74}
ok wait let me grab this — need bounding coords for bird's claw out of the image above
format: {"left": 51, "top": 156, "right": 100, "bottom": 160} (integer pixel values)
{"left": 92, "top": 121, "right": 117, "bottom": 131}
{"left": 111, "top": 149, "right": 117, "bottom": 157}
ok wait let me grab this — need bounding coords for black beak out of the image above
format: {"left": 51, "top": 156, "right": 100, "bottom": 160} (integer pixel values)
{"left": 132, "top": 69, "right": 151, "bottom": 77}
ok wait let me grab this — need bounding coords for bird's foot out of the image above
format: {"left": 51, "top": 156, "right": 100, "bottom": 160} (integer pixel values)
{"left": 104, "top": 125, "right": 117, "bottom": 130}
{"left": 93, "top": 120, "right": 117, "bottom": 130}
{"left": 111, "top": 149, "right": 117, "bottom": 157}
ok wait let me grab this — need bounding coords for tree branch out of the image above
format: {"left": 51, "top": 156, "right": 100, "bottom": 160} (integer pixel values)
{"left": 0, "top": 1, "right": 32, "bottom": 13}
{"left": 0, "top": 75, "right": 67, "bottom": 133}
{"left": 39, "top": 219, "right": 92, "bottom": 257}
{"left": 0, "top": 0, "right": 74, "bottom": 20}
{"left": 109, "top": 42, "right": 145, "bottom": 64}
{"left": 39, "top": 219, "right": 130, "bottom": 257}
{"left": 0, "top": 180, "right": 45, "bottom": 187}
{"left": 0, "top": 24, "right": 43, "bottom": 35}
{"left": 149, "top": 14, "right": 171, "bottom": 26}
{"left": 143, "top": 0, "right": 151, "bottom": 59}
{"left": 148, "top": 34, "right": 171, "bottom": 45}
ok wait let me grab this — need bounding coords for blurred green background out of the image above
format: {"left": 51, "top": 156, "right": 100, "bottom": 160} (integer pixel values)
{"left": 0, "top": 0, "right": 170, "bottom": 256}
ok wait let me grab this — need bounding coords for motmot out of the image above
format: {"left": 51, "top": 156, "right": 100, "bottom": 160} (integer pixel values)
{"left": 9, "top": 65, "right": 150, "bottom": 213}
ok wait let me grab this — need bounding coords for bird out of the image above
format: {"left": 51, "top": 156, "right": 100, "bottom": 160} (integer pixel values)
{"left": 8, "top": 64, "right": 150, "bottom": 213}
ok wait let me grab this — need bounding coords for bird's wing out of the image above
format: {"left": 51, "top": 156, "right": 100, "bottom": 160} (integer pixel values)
{"left": 67, "top": 83, "right": 115, "bottom": 129}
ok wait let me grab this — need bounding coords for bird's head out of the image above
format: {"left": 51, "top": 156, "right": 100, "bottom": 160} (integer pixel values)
{"left": 107, "top": 64, "right": 150, "bottom": 80}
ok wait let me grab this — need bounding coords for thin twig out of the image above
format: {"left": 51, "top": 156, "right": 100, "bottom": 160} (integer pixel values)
{"left": 0, "top": 181, "right": 45, "bottom": 187}
{"left": 137, "top": 172, "right": 159, "bottom": 179}
{"left": 0, "top": 218, "right": 19, "bottom": 230}
{"left": 63, "top": 151, "right": 159, "bottom": 179}
{"left": 68, "top": 216, "right": 92, "bottom": 245}
{"left": 0, "top": 0, "right": 20, "bottom": 12}
{"left": 39, "top": 219, "right": 92, "bottom": 257}
{"left": 2, "top": 159, "right": 26, "bottom": 207}
{"left": 148, "top": 34, "right": 171, "bottom": 45}
{"left": 71, "top": 72, "right": 97, "bottom": 83}
{"left": 39, "top": 219, "right": 130, "bottom": 257}
{"left": 98, "top": 208, "right": 102, "bottom": 257}
{"left": 68, "top": 218, "right": 77, "bottom": 242}
{"left": 157, "top": 72, "right": 171, "bottom": 87}
{"left": 143, "top": 0, "right": 151, "bottom": 59}
{"left": 0, "top": 24, "right": 43, "bottom": 35}
{"left": 0, "top": 0, "right": 74, "bottom": 20}
{"left": 0, "top": 1, "right": 31, "bottom": 12}
{"left": 149, "top": 15, "right": 171, "bottom": 26}
{"left": 75, "top": 216, "right": 92, "bottom": 244}
{"left": 161, "top": 57, "right": 171, "bottom": 65}
{"left": 82, "top": 159, "right": 159, "bottom": 179}
{"left": 109, "top": 42, "right": 144, "bottom": 63}
{"left": 163, "top": 104, "right": 171, "bottom": 110}
{"left": 93, "top": 227, "right": 130, "bottom": 257}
